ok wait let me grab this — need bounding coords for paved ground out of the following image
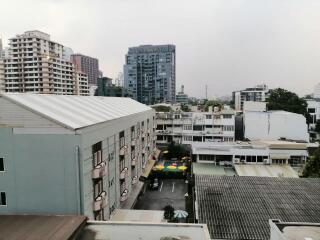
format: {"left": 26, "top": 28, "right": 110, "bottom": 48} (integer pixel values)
{"left": 134, "top": 179, "right": 187, "bottom": 211}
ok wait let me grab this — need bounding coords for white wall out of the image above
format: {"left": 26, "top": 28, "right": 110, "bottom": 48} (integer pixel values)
{"left": 244, "top": 111, "right": 309, "bottom": 142}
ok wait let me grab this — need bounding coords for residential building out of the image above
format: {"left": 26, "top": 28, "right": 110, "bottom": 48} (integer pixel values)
{"left": 176, "top": 85, "right": 188, "bottom": 105}
{"left": 3, "top": 30, "right": 82, "bottom": 95}
{"left": 306, "top": 98, "right": 320, "bottom": 139}
{"left": 71, "top": 53, "right": 99, "bottom": 86}
{"left": 244, "top": 109, "right": 309, "bottom": 142}
{"left": 156, "top": 110, "right": 235, "bottom": 145}
{"left": 191, "top": 140, "right": 308, "bottom": 174}
{"left": 75, "top": 71, "right": 89, "bottom": 96}
{"left": 195, "top": 175, "right": 320, "bottom": 240}
{"left": 233, "top": 84, "right": 269, "bottom": 111}
{"left": 63, "top": 46, "right": 74, "bottom": 61}
{"left": 124, "top": 44, "right": 176, "bottom": 105}
{"left": 0, "top": 93, "right": 156, "bottom": 220}
{"left": 314, "top": 83, "right": 320, "bottom": 99}
{"left": 0, "top": 58, "right": 4, "bottom": 92}
{"left": 95, "top": 77, "right": 132, "bottom": 98}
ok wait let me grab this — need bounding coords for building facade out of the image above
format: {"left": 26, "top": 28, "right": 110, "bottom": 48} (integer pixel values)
{"left": 176, "top": 85, "right": 188, "bottom": 105}
{"left": 0, "top": 94, "right": 156, "bottom": 221}
{"left": 124, "top": 45, "right": 176, "bottom": 105}
{"left": 71, "top": 54, "right": 99, "bottom": 86}
{"left": 75, "top": 71, "right": 89, "bottom": 96}
{"left": 156, "top": 110, "right": 235, "bottom": 145}
{"left": 0, "top": 58, "right": 4, "bottom": 92}
{"left": 2, "top": 30, "right": 89, "bottom": 95}
{"left": 233, "top": 84, "right": 269, "bottom": 111}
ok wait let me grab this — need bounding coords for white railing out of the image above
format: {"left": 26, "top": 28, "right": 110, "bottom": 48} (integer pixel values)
{"left": 91, "top": 162, "right": 106, "bottom": 179}
{"left": 120, "top": 167, "right": 128, "bottom": 179}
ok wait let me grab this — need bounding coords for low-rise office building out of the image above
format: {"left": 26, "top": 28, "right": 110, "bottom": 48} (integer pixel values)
{"left": 156, "top": 110, "right": 235, "bottom": 145}
{"left": 0, "top": 93, "right": 156, "bottom": 220}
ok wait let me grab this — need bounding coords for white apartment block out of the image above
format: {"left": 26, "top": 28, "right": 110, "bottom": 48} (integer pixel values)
{"left": 0, "top": 58, "right": 4, "bottom": 92}
{"left": 233, "top": 84, "right": 269, "bottom": 112}
{"left": 155, "top": 110, "right": 235, "bottom": 144}
{"left": 3, "top": 30, "right": 87, "bottom": 95}
{"left": 0, "top": 94, "right": 156, "bottom": 220}
{"left": 76, "top": 71, "right": 89, "bottom": 96}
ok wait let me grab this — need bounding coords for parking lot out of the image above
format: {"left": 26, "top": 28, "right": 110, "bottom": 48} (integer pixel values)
{"left": 134, "top": 179, "right": 188, "bottom": 211}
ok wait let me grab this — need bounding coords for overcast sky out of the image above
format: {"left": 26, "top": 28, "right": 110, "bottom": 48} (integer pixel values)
{"left": 1, "top": 0, "right": 320, "bottom": 98}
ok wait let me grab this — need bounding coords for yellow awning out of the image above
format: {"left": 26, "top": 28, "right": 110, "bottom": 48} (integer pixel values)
{"left": 141, "top": 159, "right": 156, "bottom": 178}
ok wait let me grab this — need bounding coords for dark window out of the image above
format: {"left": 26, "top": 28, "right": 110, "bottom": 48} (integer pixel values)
{"left": 308, "top": 108, "right": 316, "bottom": 113}
{"left": 92, "top": 142, "right": 102, "bottom": 167}
{"left": 193, "top": 125, "right": 203, "bottom": 131}
{"left": 205, "top": 125, "right": 213, "bottom": 128}
{"left": 0, "top": 158, "right": 4, "bottom": 171}
{"left": 0, "top": 192, "right": 6, "bottom": 205}
{"left": 257, "top": 156, "right": 263, "bottom": 162}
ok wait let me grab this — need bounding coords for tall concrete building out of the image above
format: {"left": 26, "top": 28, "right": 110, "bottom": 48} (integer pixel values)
{"left": 0, "top": 58, "right": 4, "bottom": 92}
{"left": 71, "top": 54, "right": 99, "bottom": 86}
{"left": 124, "top": 45, "right": 176, "bottom": 105}
{"left": 233, "top": 84, "right": 269, "bottom": 112}
{"left": 3, "top": 30, "right": 88, "bottom": 95}
{"left": 0, "top": 93, "right": 156, "bottom": 220}
{"left": 176, "top": 85, "right": 188, "bottom": 105}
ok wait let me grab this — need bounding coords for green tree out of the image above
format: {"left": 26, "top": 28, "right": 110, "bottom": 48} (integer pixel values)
{"left": 181, "top": 104, "right": 191, "bottom": 112}
{"left": 267, "top": 88, "right": 310, "bottom": 123}
{"left": 152, "top": 105, "right": 171, "bottom": 112}
{"left": 204, "top": 100, "right": 222, "bottom": 111}
{"left": 302, "top": 148, "right": 320, "bottom": 178}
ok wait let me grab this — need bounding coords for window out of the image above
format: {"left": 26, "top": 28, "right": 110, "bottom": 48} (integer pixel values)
{"left": 308, "top": 108, "right": 316, "bottom": 113}
{"left": 205, "top": 125, "right": 213, "bottom": 128}
{"left": 92, "top": 142, "right": 102, "bottom": 167}
{"left": 119, "top": 131, "right": 125, "bottom": 148}
{"left": 206, "top": 115, "right": 212, "bottom": 119}
{"left": 0, "top": 158, "right": 4, "bottom": 171}
{"left": 0, "top": 192, "right": 6, "bottom": 206}
{"left": 193, "top": 125, "right": 203, "bottom": 131}
{"left": 223, "top": 114, "right": 232, "bottom": 119}
{"left": 93, "top": 180, "right": 103, "bottom": 199}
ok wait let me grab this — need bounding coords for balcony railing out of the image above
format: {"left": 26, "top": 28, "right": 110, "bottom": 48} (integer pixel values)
{"left": 131, "top": 158, "right": 136, "bottom": 166}
{"left": 120, "top": 189, "right": 129, "bottom": 202}
{"left": 120, "top": 167, "right": 128, "bottom": 180}
{"left": 91, "top": 162, "right": 106, "bottom": 179}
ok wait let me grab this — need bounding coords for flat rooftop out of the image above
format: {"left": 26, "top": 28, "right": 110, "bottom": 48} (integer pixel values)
{"left": 234, "top": 164, "right": 299, "bottom": 178}
{"left": 110, "top": 209, "right": 164, "bottom": 223}
{"left": 78, "top": 221, "right": 211, "bottom": 240}
{"left": 195, "top": 176, "right": 320, "bottom": 240}
{"left": 0, "top": 215, "right": 87, "bottom": 240}
{"left": 192, "top": 163, "right": 236, "bottom": 176}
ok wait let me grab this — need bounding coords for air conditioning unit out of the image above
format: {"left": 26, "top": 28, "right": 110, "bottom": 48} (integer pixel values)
{"left": 234, "top": 159, "right": 240, "bottom": 164}
{"left": 263, "top": 159, "right": 270, "bottom": 165}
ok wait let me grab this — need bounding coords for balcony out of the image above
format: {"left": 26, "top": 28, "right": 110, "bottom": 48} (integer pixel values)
{"left": 91, "top": 162, "right": 106, "bottom": 179}
{"left": 120, "top": 167, "right": 128, "bottom": 180}
{"left": 131, "top": 158, "right": 136, "bottom": 166}
{"left": 131, "top": 139, "right": 136, "bottom": 146}
{"left": 119, "top": 145, "right": 127, "bottom": 156}
{"left": 93, "top": 191, "right": 107, "bottom": 211}
{"left": 120, "top": 189, "right": 129, "bottom": 202}
{"left": 132, "top": 176, "right": 138, "bottom": 185}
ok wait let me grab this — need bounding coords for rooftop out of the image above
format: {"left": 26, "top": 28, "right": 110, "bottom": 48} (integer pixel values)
{"left": 0, "top": 215, "right": 87, "bottom": 240}
{"left": 79, "top": 221, "right": 210, "bottom": 240}
{"left": 195, "top": 175, "right": 320, "bottom": 240}
{"left": 274, "top": 221, "right": 320, "bottom": 240}
{"left": 192, "top": 163, "right": 236, "bottom": 176}
{"left": 234, "top": 164, "right": 299, "bottom": 178}
{"left": 1, "top": 93, "right": 152, "bottom": 130}
{"left": 110, "top": 209, "right": 164, "bottom": 223}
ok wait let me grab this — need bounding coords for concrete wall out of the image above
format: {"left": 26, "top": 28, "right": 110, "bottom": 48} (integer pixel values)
{"left": 0, "top": 128, "right": 81, "bottom": 214}
{"left": 244, "top": 111, "right": 309, "bottom": 142}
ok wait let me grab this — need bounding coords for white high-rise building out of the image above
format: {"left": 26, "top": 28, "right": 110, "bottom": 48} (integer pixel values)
{"left": 313, "top": 83, "right": 320, "bottom": 99}
{"left": 0, "top": 58, "right": 4, "bottom": 92}
{"left": 3, "top": 30, "right": 87, "bottom": 95}
{"left": 76, "top": 71, "right": 89, "bottom": 96}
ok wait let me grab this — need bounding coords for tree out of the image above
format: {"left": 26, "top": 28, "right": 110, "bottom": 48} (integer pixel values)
{"left": 302, "top": 148, "right": 320, "bottom": 178}
{"left": 181, "top": 104, "right": 191, "bottom": 112}
{"left": 267, "top": 88, "right": 310, "bottom": 123}
{"left": 163, "top": 205, "right": 175, "bottom": 221}
{"left": 204, "top": 100, "right": 222, "bottom": 112}
{"left": 152, "top": 105, "right": 171, "bottom": 112}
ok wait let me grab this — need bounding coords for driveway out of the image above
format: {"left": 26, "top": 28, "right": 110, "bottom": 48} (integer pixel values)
{"left": 134, "top": 179, "right": 187, "bottom": 211}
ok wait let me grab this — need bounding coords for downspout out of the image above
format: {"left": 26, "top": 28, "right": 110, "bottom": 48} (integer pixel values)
{"left": 75, "top": 145, "right": 83, "bottom": 215}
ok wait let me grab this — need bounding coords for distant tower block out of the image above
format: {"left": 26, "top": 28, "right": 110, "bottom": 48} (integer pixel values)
{"left": 181, "top": 85, "right": 184, "bottom": 94}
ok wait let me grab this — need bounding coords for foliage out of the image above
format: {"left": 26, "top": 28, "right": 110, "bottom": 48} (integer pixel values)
{"left": 152, "top": 105, "right": 171, "bottom": 112}
{"left": 165, "top": 142, "right": 190, "bottom": 160}
{"left": 315, "top": 120, "right": 320, "bottom": 134}
{"left": 204, "top": 100, "right": 222, "bottom": 111}
{"left": 163, "top": 205, "right": 175, "bottom": 221}
{"left": 267, "top": 88, "right": 310, "bottom": 123}
{"left": 181, "top": 104, "right": 191, "bottom": 112}
{"left": 302, "top": 148, "right": 320, "bottom": 178}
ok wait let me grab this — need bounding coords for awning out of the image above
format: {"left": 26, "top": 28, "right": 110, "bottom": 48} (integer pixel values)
{"left": 270, "top": 154, "right": 290, "bottom": 159}
{"left": 140, "top": 159, "right": 156, "bottom": 180}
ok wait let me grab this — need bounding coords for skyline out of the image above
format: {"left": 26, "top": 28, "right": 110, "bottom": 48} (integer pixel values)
{"left": 1, "top": 0, "right": 320, "bottom": 98}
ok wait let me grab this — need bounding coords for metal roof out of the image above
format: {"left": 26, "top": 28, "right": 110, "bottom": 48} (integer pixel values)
{"left": 1, "top": 93, "right": 152, "bottom": 130}
{"left": 195, "top": 175, "right": 320, "bottom": 240}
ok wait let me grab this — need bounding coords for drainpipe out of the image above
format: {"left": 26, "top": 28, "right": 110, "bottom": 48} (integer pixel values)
{"left": 75, "top": 145, "right": 83, "bottom": 215}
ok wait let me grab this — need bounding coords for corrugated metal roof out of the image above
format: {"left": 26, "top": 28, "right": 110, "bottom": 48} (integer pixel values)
{"left": 1, "top": 93, "right": 152, "bottom": 130}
